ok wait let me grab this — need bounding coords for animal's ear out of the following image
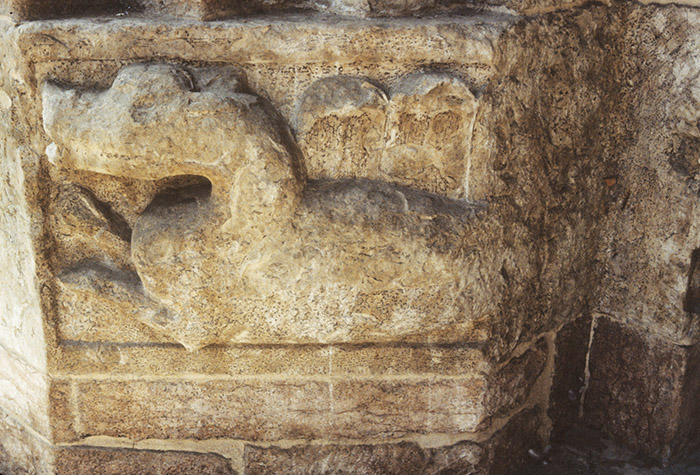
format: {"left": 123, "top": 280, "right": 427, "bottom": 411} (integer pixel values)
{"left": 109, "top": 63, "right": 195, "bottom": 97}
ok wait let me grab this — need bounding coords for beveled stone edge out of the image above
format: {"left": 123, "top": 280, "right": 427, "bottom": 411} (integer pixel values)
{"left": 49, "top": 340, "right": 492, "bottom": 377}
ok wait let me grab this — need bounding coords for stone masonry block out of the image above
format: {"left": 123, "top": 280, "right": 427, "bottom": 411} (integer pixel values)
{"left": 244, "top": 407, "right": 545, "bottom": 474}
{"left": 584, "top": 317, "right": 700, "bottom": 464}
{"left": 54, "top": 446, "right": 236, "bottom": 475}
{"left": 68, "top": 377, "right": 489, "bottom": 442}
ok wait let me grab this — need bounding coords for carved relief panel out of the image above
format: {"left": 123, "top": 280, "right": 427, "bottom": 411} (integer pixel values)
{"left": 42, "top": 61, "right": 504, "bottom": 351}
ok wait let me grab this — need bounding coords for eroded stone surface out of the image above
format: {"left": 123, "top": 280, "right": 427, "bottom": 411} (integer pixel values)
{"left": 595, "top": 4, "right": 700, "bottom": 345}
{"left": 485, "top": 338, "right": 548, "bottom": 420}
{"left": 0, "top": 28, "right": 46, "bottom": 374}
{"left": 468, "top": 4, "right": 622, "bottom": 358}
{"left": 244, "top": 440, "right": 485, "bottom": 475}
{"left": 297, "top": 73, "right": 478, "bottom": 198}
{"left": 244, "top": 409, "right": 545, "bottom": 474}
{"left": 65, "top": 377, "right": 489, "bottom": 442}
{"left": 0, "top": 343, "right": 50, "bottom": 437}
{"left": 48, "top": 381, "right": 78, "bottom": 443}
{"left": 0, "top": 0, "right": 129, "bottom": 20}
{"left": 483, "top": 407, "right": 546, "bottom": 475}
{"left": 296, "top": 76, "right": 388, "bottom": 181}
{"left": 0, "top": 407, "right": 53, "bottom": 475}
{"left": 42, "top": 63, "right": 506, "bottom": 351}
{"left": 245, "top": 442, "right": 430, "bottom": 475}
{"left": 52, "top": 343, "right": 488, "bottom": 377}
{"left": 382, "top": 73, "right": 478, "bottom": 198}
{"left": 54, "top": 446, "right": 236, "bottom": 475}
{"left": 4, "top": 1, "right": 700, "bottom": 473}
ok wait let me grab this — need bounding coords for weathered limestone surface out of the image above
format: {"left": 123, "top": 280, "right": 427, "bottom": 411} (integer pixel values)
{"left": 577, "top": 6, "right": 700, "bottom": 461}
{"left": 244, "top": 407, "right": 544, "bottom": 474}
{"left": 9, "top": 13, "right": 514, "bottom": 355}
{"left": 0, "top": 16, "right": 52, "bottom": 473}
{"left": 0, "top": 10, "right": 554, "bottom": 471}
{"left": 40, "top": 62, "right": 505, "bottom": 350}
{"left": 54, "top": 446, "right": 236, "bottom": 475}
{"left": 0, "top": 0, "right": 576, "bottom": 21}
{"left": 297, "top": 73, "right": 479, "bottom": 198}
{"left": 467, "top": 4, "right": 621, "bottom": 360}
{"left": 596, "top": 4, "right": 700, "bottom": 346}
{"left": 50, "top": 343, "right": 489, "bottom": 377}
{"left": 0, "top": 0, "right": 598, "bottom": 21}
{"left": 0, "top": 4, "right": 615, "bottom": 473}
{"left": 59, "top": 378, "right": 487, "bottom": 441}
{"left": 0, "top": 18, "right": 47, "bottom": 395}
{"left": 0, "top": 344, "right": 50, "bottom": 437}
{"left": 2, "top": 0, "right": 700, "bottom": 473}
{"left": 0, "top": 407, "right": 53, "bottom": 475}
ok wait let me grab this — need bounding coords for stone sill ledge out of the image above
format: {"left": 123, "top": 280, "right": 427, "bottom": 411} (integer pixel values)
{"left": 11, "top": 11, "right": 513, "bottom": 65}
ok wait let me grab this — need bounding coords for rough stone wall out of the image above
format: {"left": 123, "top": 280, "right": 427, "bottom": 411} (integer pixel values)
{"left": 1, "top": 0, "right": 700, "bottom": 473}
{"left": 597, "top": 3, "right": 700, "bottom": 346}
{"left": 581, "top": 3, "right": 700, "bottom": 463}
{"left": 0, "top": 16, "right": 53, "bottom": 475}
{"left": 472, "top": 4, "right": 621, "bottom": 359}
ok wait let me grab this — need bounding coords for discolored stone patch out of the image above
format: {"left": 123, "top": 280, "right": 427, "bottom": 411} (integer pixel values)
{"left": 584, "top": 317, "right": 700, "bottom": 463}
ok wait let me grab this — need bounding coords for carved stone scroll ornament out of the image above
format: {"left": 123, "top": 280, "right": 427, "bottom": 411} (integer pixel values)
{"left": 43, "top": 63, "right": 502, "bottom": 350}
{"left": 295, "top": 74, "right": 478, "bottom": 199}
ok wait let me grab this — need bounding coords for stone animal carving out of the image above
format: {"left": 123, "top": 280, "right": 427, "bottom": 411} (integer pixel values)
{"left": 43, "top": 63, "right": 504, "bottom": 350}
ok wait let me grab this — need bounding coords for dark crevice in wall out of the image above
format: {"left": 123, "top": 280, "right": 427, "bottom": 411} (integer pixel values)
{"left": 685, "top": 248, "right": 700, "bottom": 315}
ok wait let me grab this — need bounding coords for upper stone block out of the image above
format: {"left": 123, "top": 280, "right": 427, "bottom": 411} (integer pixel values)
{"left": 0, "top": 0, "right": 132, "bottom": 20}
{"left": 0, "top": 0, "right": 444, "bottom": 20}
{"left": 0, "top": 0, "right": 528, "bottom": 21}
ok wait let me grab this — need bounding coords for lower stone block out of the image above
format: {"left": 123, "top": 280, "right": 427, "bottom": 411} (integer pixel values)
{"left": 245, "top": 442, "right": 438, "bottom": 475}
{"left": 59, "top": 377, "right": 494, "bottom": 442}
{"left": 584, "top": 317, "right": 700, "bottom": 463}
{"left": 244, "top": 407, "right": 544, "bottom": 475}
{"left": 54, "top": 446, "right": 236, "bottom": 475}
{"left": 484, "top": 407, "right": 545, "bottom": 475}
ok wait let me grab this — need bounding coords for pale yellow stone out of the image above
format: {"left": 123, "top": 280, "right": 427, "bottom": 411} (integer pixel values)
{"left": 0, "top": 344, "right": 50, "bottom": 437}
{"left": 0, "top": 89, "right": 10, "bottom": 110}
{"left": 43, "top": 63, "right": 505, "bottom": 351}
{"left": 70, "top": 377, "right": 488, "bottom": 442}
{"left": 381, "top": 73, "right": 478, "bottom": 199}
{"left": 296, "top": 73, "right": 478, "bottom": 199}
{"left": 51, "top": 343, "right": 488, "bottom": 378}
{"left": 296, "top": 76, "right": 388, "bottom": 180}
